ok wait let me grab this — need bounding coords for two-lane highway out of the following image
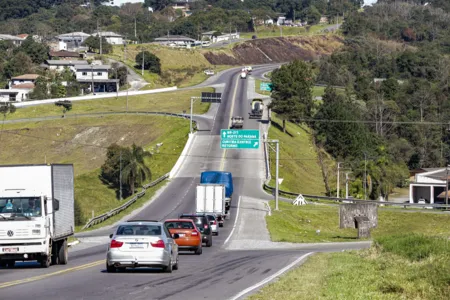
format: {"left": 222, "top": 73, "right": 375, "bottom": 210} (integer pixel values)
{"left": 0, "top": 65, "right": 369, "bottom": 300}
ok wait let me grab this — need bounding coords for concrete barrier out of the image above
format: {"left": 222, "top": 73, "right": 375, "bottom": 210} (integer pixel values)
{"left": 13, "top": 86, "right": 178, "bottom": 107}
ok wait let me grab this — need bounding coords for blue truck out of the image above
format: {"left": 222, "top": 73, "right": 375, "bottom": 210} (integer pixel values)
{"left": 200, "top": 171, "right": 233, "bottom": 220}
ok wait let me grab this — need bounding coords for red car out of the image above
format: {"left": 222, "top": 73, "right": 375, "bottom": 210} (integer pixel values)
{"left": 164, "top": 219, "right": 202, "bottom": 255}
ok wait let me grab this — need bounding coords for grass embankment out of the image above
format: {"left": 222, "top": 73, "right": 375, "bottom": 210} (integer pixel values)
{"left": 266, "top": 201, "right": 450, "bottom": 243}
{"left": 240, "top": 24, "right": 331, "bottom": 39}
{"left": 268, "top": 114, "right": 325, "bottom": 195}
{"left": 249, "top": 234, "right": 450, "bottom": 300}
{"left": 108, "top": 44, "right": 230, "bottom": 88}
{"left": 4, "top": 88, "right": 213, "bottom": 120}
{"left": 0, "top": 115, "right": 190, "bottom": 227}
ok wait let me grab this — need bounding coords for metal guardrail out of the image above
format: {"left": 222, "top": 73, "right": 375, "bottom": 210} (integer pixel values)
{"left": 82, "top": 173, "right": 170, "bottom": 230}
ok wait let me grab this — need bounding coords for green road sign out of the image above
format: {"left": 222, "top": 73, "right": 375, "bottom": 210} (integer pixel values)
{"left": 260, "top": 82, "right": 272, "bottom": 92}
{"left": 220, "top": 129, "right": 260, "bottom": 149}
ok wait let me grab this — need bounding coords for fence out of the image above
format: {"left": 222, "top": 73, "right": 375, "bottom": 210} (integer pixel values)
{"left": 82, "top": 173, "right": 170, "bottom": 230}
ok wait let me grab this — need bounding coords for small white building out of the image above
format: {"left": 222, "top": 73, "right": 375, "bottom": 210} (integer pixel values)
{"left": 409, "top": 168, "right": 448, "bottom": 204}
{"left": 75, "top": 65, "right": 119, "bottom": 93}
{"left": 201, "top": 31, "right": 240, "bottom": 44}
{"left": 101, "top": 0, "right": 144, "bottom": 6}
{"left": 92, "top": 31, "right": 124, "bottom": 45}
{"left": 0, "top": 88, "right": 32, "bottom": 102}
{"left": 42, "top": 60, "right": 87, "bottom": 72}
{"left": 57, "top": 32, "right": 91, "bottom": 51}
{"left": 9, "top": 74, "right": 40, "bottom": 89}
{"left": 0, "top": 34, "right": 25, "bottom": 46}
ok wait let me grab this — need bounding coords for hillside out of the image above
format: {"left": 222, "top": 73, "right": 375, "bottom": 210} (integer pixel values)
{"left": 203, "top": 35, "right": 343, "bottom": 65}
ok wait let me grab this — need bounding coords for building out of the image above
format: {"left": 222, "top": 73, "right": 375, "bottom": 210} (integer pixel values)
{"left": 9, "top": 74, "right": 40, "bottom": 89}
{"left": 101, "top": 0, "right": 144, "bottom": 6}
{"left": 0, "top": 34, "right": 25, "bottom": 46}
{"left": 74, "top": 65, "right": 119, "bottom": 93}
{"left": 201, "top": 31, "right": 240, "bottom": 44}
{"left": 49, "top": 50, "right": 83, "bottom": 60}
{"left": 92, "top": 31, "right": 123, "bottom": 45}
{"left": 41, "top": 60, "right": 87, "bottom": 72}
{"left": 0, "top": 88, "right": 32, "bottom": 102}
{"left": 57, "top": 32, "right": 91, "bottom": 51}
{"left": 409, "top": 168, "right": 449, "bottom": 204}
{"left": 154, "top": 35, "right": 195, "bottom": 46}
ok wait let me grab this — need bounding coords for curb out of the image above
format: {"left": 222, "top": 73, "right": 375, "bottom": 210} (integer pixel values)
{"left": 169, "top": 132, "right": 196, "bottom": 178}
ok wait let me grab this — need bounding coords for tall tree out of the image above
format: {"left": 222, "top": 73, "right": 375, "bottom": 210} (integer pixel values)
{"left": 15, "top": 35, "right": 49, "bottom": 64}
{"left": 269, "top": 60, "right": 314, "bottom": 132}
{"left": 135, "top": 51, "right": 161, "bottom": 74}
{"left": 122, "top": 144, "right": 152, "bottom": 195}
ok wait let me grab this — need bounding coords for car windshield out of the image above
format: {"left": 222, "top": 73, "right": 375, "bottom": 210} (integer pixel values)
{"left": 116, "top": 224, "right": 161, "bottom": 236}
{"left": 206, "top": 215, "right": 215, "bottom": 221}
{"left": 0, "top": 197, "right": 42, "bottom": 219}
{"left": 165, "top": 221, "right": 195, "bottom": 230}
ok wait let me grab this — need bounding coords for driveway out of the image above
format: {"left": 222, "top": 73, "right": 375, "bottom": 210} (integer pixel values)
{"left": 107, "top": 58, "right": 148, "bottom": 91}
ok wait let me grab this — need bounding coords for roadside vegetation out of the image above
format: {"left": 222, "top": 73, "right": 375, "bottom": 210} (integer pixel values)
{"left": 0, "top": 115, "right": 190, "bottom": 228}
{"left": 240, "top": 23, "right": 332, "bottom": 39}
{"left": 266, "top": 201, "right": 450, "bottom": 243}
{"left": 249, "top": 234, "right": 450, "bottom": 300}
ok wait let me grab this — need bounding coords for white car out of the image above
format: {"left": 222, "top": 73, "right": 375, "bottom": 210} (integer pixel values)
{"left": 244, "top": 66, "right": 253, "bottom": 73}
{"left": 240, "top": 71, "right": 247, "bottom": 79}
{"left": 205, "top": 214, "right": 219, "bottom": 236}
{"left": 106, "top": 220, "right": 179, "bottom": 273}
{"left": 204, "top": 69, "right": 215, "bottom": 76}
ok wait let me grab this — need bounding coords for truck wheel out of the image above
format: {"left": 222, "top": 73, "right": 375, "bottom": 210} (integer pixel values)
{"left": 219, "top": 222, "right": 224, "bottom": 228}
{"left": 40, "top": 255, "right": 51, "bottom": 268}
{"left": 206, "top": 237, "right": 212, "bottom": 247}
{"left": 58, "top": 240, "right": 68, "bottom": 265}
{"left": 6, "top": 260, "right": 15, "bottom": 268}
{"left": 51, "top": 243, "right": 59, "bottom": 265}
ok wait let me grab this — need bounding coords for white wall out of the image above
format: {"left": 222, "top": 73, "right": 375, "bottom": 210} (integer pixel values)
{"left": 105, "top": 37, "right": 123, "bottom": 45}
{"left": 0, "top": 89, "right": 31, "bottom": 102}
{"left": 76, "top": 69, "right": 109, "bottom": 80}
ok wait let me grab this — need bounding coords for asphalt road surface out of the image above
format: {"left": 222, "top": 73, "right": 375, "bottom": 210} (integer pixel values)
{"left": 0, "top": 65, "right": 370, "bottom": 300}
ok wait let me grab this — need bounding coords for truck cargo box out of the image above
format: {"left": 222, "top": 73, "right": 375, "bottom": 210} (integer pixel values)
{"left": 196, "top": 184, "right": 225, "bottom": 215}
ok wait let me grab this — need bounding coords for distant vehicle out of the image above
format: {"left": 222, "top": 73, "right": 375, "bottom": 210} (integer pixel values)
{"left": 252, "top": 35, "right": 257, "bottom": 39}
{"left": 243, "top": 66, "right": 253, "bottom": 73}
{"left": 204, "top": 69, "right": 215, "bottom": 76}
{"left": 249, "top": 98, "right": 264, "bottom": 119}
{"left": 0, "top": 164, "right": 74, "bottom": 269}
{"left": 205, "top": 214, "right": 219, "bottom": 236}
{"left": 200, "top": 171, "right": 234, "bottom": 216}
{"left": 240, "top": 71, "right": 247, "bottom": 79}
{"left": 196, "top": 184, "right": 226, "bottom": 228}
{"left": 164, "top": 219, "right": 202, "bottom": 255}
{"left": 231, "top": 116, "right": 244, "bottom": 129}
{"left": 106, "top": 220, "right": 179, "bottom": 273}
{"left": 179, "top": 214, "right": 213, "bottom": 247}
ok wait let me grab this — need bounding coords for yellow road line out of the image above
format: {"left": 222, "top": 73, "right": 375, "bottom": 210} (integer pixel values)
{"left": 220, "top": 74, "right": 240, "bottom": 171}
{"left": 0, "top": 260, "right": 105, "bottom": 289}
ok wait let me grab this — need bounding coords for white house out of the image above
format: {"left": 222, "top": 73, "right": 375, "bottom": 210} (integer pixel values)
{"left": 201, "top": 31, "right": 240, "bottom": 44}
{"left": 92, "top": 31, "right": 124, "bottom": 45}
{"left": 0, "top": 88, "right": 32, "bottom": 102}
{"left": 409, "top": 168, "right": 448, "bottom": 204}
{"left": 42, "top": 60, "right": 87, "bottom": 72}
{"left": 9, "top": 74, "right": 40, "bottom": 89}
{"left": 57, "top": 32, "right": 91, "bottom": 51}
{"left": 0, "top": 34, "right": 25, "bottom": 46}
{"left": 101, "top": 0, "right": 144, "bottom": 6}
{"left": 75, "top": 65, "right": 119, "bottom": 93}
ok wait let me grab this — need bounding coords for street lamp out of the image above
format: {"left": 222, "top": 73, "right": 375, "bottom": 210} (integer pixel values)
{"left": 265, "top": 139, "right": 280, "bottom": 211}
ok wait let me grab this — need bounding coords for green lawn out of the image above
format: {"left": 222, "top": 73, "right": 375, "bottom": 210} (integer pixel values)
{"left": 249, "top": 234, "right": 450, "bottom": 300}
{"left": 0, "top": 115, "right": 190, "bottom": 227}
{"left": 268, "top": 114, "right": 325, "bottom": 195}
{"left": 5, "top": 88, "right": 213, "bottom": 120}
{"left": 266, "top": 201, "right": 450, "bottom": 243}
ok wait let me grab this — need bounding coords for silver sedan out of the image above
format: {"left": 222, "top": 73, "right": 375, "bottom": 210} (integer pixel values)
{"left": 106, "top": 220, "right": 179, "bottom": 273}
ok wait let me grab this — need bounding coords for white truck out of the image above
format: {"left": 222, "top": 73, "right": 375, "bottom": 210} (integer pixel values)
{"left": 0, "top": 164, "right": 75, "bottom": 268}
{"left": 195, "top": 184, "right": 226, "bottom": 227}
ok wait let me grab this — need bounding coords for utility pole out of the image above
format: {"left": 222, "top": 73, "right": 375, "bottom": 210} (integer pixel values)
{"left": 337, "top": 162, "right": 343, "bottom": 198}
{"left": 114, "top": 68, "right": 118, "bottom": 98}
{"left": 446, "top": 165, "right": 449, "bottom": 208}
{"left": 265, "top": 139, "right": 280, "bottom": 210}
{"left": 189, "top": 97, "right": 201, "bottom": 134}
{"left": 126, "top": 85, "right": 129, "bottom": 112}
{"left": 91, "top": 64, "right": 94, "bottom": 95}
{"left": 134, "top": 17, "right": 137, "bottom": 38}
{"left": 364, "top": 153, "right": 367, "bottom": 200}
{"left": 141, "top": 47, "right": 145, "bottom": 76}
{"left": 345, "top": 172, "right": 352, "bottom": 199}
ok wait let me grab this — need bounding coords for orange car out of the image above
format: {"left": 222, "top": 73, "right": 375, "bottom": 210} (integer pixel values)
{"left": 164, "top": 219, "right": 202, "bottom": 255}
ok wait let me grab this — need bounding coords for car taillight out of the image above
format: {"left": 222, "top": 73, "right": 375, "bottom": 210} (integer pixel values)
{"left": 204, "top": 224, "right": 208, "bottom": 229}
{"left": 213, "top": 220, "right": 217, "bottom": 225}
{"left": 151, "top": 240, "right": 165, "bottom": 248}
{"left": 110, "top": 240, "right": 123, "bottom": 248}
{"left": 191, "top": 231, "right": 199, "bottom": 236}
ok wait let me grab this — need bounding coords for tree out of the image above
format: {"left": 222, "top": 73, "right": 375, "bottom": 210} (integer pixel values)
{"left": 28, "top": 76, "right": 48, "bottom": 100}
{"left": 110, "top": 63, "right": 128, "bottom": 86}
{"left": 83, "top": 36, "right": 112, "bottom": 54}
{"left": 54, "top": 100, "right": 72, "bottom": 118}
{"left": 3, "top": 52, "right": 34, "bottom": 78}
{"left": 135, "top": 51, "right": 161, "bottom": 74}
{"left": 269, "top": 60, "right": 314, "bottom": 132}
{"left": 15, "top": 36, "right": 49, "bottom": 64}
{"left": 121, "top": 144, "right": 152, "bottom": 195}
{"left": 101, "top": 143, "right": 129, "bottom": 194}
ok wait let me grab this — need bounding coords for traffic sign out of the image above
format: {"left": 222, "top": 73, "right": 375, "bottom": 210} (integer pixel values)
{"left": 201, "top": 92, "right": 222, "bottom": 103}
{"left": 220, "top": 129, "right": 260, "bottom": 149}
{"left": 260, "top": 82, "right": 272, "bottom": 92}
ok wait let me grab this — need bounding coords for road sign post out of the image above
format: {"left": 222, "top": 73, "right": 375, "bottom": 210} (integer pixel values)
{"left": 220, "top": 129, "right": 260, "bottom": 149}
{"left": 259, "top": 82, "right": 272, "bottom": 92}
{"left": 190, "top": 93, "right": 222, "bottom": 134}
